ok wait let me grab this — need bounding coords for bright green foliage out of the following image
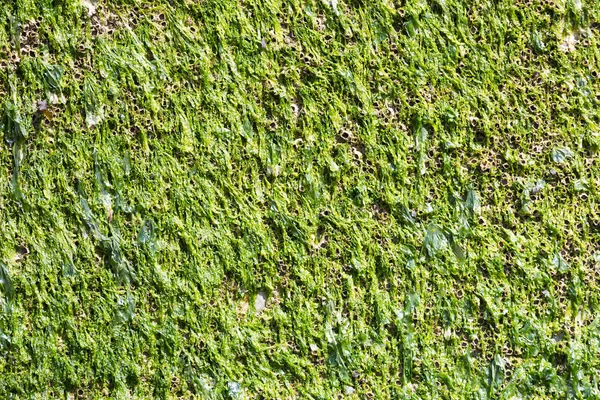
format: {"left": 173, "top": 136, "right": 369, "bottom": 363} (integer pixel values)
{"left": 0, "top": 0, "right": 600, "bottom": 398}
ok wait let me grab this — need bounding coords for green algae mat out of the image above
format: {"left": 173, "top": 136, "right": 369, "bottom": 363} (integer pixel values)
{"left": 1, "top": 0, "right": 600, "bottom": 398}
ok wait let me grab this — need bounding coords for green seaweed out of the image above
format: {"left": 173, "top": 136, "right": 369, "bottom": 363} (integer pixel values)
{"left": 0, "top": 0, "right": 599, "bottom": 398}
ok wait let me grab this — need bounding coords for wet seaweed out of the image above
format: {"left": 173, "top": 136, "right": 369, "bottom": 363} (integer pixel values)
{"left": 0, "top": 0, "right": 598, "bottom": 398}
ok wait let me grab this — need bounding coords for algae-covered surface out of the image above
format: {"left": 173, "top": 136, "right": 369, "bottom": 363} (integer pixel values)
{"left": 1, "top": 0, "right": 600, "bottom": 398}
